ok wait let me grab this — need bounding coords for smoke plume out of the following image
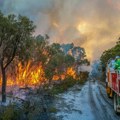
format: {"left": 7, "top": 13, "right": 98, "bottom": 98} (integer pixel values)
{"left": 0, "top": 0, "right": 120, "bottom": 61}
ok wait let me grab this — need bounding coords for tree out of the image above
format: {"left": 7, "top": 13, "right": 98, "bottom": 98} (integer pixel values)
{"left": 100, "top": 41, "right": 120, "bottom": 68}
{"left": 32, "top": 35, "right": 49, "bottom": 64}
{"left": 0, "top": 12, "right": 35, "bottom": 102}
{"left": 100, "top": 37, "right": 120, "bottom": 81}
{"left": 64, "top": 54, "right": 75, "bottom": 67}
{"left": 44, "top": 43, "right": 64, "bottom": 83}
{"left": 44, "top": 42, "right": 76, "bottom": 84}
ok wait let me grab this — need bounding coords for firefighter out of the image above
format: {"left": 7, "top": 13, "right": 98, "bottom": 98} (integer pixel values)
{"left": 115, "top": 56, "right": 120, "bottom": 72}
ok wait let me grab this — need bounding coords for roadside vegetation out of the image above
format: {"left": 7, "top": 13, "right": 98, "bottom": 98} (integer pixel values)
{"left": 50, "top": 72, "right": 89, "bottom": 95}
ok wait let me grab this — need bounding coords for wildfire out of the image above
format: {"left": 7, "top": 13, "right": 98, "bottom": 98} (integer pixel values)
{"left": 66, "top": 67, "right": 76, "bottom": 79}
{"left": 53, "top": 74, "right": 66, "bottom": 81}
{"left": 53, "top": 75, "right": 60, "bottom": 81}
{"left": 0, "top": 61, "right": 77, "bottom": 88}
{"left": 53, "top": 67, "right": 76, "bottom": 81}
{"left": 0, "top": 61, "right": 46, "bottom": 87}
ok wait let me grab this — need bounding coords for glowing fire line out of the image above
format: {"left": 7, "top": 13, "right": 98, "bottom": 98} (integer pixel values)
{"left": 0, "top": 61, "right": 77, "bottom": 87}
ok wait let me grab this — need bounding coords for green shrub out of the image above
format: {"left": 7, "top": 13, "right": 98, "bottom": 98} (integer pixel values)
{"left": 50, "top": 72, "right": 88, "bottom": 95}
{"left": 48, "top": 107, "right": 57, "bottom": 113}
{"left": 50, "top": 76, "right": 76, "bottom": 95}
{"left": 0, "top": 105, "right": 22, "bottom": 120}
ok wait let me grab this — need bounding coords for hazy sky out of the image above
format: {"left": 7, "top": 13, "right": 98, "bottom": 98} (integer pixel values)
{"left": 0, "top": 0, "right": 120, "bottom": 61}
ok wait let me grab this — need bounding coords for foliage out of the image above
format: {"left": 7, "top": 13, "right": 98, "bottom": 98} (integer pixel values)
{"left": 32, "top": 34, "right": 49, "bottom": 64}
{"left": 0, "top": 11, "right": 35, "bottom": 102}
{"left": 0, "top": 105, "right": 22, "bottom": 120}
{"left": 44, "top": 43, "right": 75, "bottom": 83}
{"left": 100, "top": 38, "right": 120, "bottom": 81}
{"left": 50, "top": 72, "right": 88, "bottom": 95}
{"left": 48, "top": 107, "right": 57, "bottom": 113}
{"left": 0, "top": 12, "right": 35, "bottom": 65}
{"left": 64, "top": 54, "right": 75, "bottom": 67}
{"left": 100, "top": 39, "right": 120, "bottom": 69}
{"left": 50, "top": 77, "right": 76, "bottom": 94}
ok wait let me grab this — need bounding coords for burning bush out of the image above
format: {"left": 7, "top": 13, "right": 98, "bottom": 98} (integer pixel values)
{"left": 0, "top": 61, "right": 46, "bottom": 87}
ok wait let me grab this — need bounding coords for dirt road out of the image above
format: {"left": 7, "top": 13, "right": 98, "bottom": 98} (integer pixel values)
{"left": 55, "top": 80, "right": 120, "bottom": 120}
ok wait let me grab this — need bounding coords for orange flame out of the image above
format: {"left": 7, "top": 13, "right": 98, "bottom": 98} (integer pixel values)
{"left": 66, "top": 67, "right": 76, "bottom": 79}
{"left": 0, "top": 61, "right": 46, "bottom": 87}
{"left": 53, "top": 67, "right": 76, "bottom": 81}
{"left": 0, "top": 61, "right": 77, "bottom": 88}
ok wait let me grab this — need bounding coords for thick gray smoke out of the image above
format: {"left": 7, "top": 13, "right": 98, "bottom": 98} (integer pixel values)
{"left": 0, "top": 0, "right": 120, "bottom": 61}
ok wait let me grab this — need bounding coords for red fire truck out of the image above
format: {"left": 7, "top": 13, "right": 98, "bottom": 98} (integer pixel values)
{"left": 106, "top": 64, "right": 120, "bottom": 113}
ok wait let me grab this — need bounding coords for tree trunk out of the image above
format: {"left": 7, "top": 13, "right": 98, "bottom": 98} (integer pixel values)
{"left": 1, "top": 62, "right": 6, "bottom": 103}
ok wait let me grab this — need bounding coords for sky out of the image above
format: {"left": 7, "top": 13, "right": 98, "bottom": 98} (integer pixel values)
{"left": 0, "top": 0, "right": 120, "bottom": 61}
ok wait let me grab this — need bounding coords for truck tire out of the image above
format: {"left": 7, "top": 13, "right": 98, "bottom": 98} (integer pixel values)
{"left": 114, "top": 94, "right": 119, "bottom": 114}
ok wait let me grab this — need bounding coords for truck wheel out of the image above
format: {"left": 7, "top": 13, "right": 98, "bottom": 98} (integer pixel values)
{"left": 114, "top": 94, "right": 119, "bottom": 114}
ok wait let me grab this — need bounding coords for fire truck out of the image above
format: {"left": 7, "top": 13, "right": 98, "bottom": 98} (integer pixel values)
{"left": 106, "top": 59, "right": 120, "bottom": 113}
